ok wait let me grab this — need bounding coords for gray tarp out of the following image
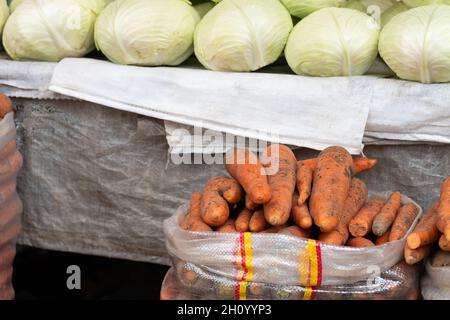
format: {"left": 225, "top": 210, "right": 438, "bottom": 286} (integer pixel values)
{"left": 13, "top": 98, "right": 450, "bottom": 265}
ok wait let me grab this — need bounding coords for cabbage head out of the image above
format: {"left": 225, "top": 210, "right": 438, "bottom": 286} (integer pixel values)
{"left": 403, "top": 0, "right": 450, "bottom": 7}
{"left": 379, "top": 5, "right": 450, "bottom": 83}
{"left": 280, "top": 0, "right": 348, "bottom": 18}
{"left": 3, "top": 0, "right": 108, "bottom": 61}
{"left": 95, "top": 0, "right": 200, "bottom": 66}
{"left": 380, "top": 2, "right": 409, "bottom": 27}
{"left": 194, "top": 0, "right": 293, "bottom": 72}
{"left": 0, "top": 0, "right": 8, "bottom": 37}
{"left": 285, "top": 7, "right": 380, "bottom": 77}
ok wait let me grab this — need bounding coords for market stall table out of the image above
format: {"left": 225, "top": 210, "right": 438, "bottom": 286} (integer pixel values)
{"left": 1, "top": 56, "right": 449, "bottom": 264}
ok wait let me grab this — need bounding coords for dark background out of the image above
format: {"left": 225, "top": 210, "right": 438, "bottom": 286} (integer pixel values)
{"left": 12, "top": 246, "right": 169, "bottom": 300}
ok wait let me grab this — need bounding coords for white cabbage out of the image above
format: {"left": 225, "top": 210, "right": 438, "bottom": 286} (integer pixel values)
{"left": 280, "top": 0, "right": 348, "bottom": 18}
{"left": 194, "top": 0, "right": 293, "bottom": 72}
{"left": 285, "top": 7, "right": 379, "bottom": 77}
{"left": 379, "top": 5, "right": 450, "bottom": 83}
{"left": 8, "top": 0, "right": 21, "bottom": 12}
{"left": 403, "top": 0, "right": 450, "bottom": 7}
{"left": 0, "top": 0, "right": 8, "bottom": 37}
{"left": 381, "top": 2, "right": 409, "bottom": 27}
{"left": 3, "top": 0, "right": 108, "bottom": 61}
{"left": 95, "top": 0, "right": 199, "bottom": 66}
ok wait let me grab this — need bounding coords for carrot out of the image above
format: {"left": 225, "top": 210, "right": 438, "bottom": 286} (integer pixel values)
{"left": 437, "top": 177, "right": 450, "bottom": 241}
{"left": 298, "top": 157, "right": 377, "bottom": 175}
{"left": 235, "top": 208, "right": 253, "bottom": 232}
{"left": 216, "top": 218, "right": 237, "bottom": 233}
{"left": 0, "top": 196, "right": 22, "bottom": 230}
{"left": 309, "top": 146, "right": 354, "bottom": 232}
{"left": 181, "top": 268, "right": 199, "bottom": 285}
{"left": 347, "top": 237, "right": 375, "bottom": 248}
{"left": 0, "top": 151, "right": 23, "bottom": 178}
{"left": 404, "top": 244, "right": 433, "bottom": 265}
{"left": 353, "top": 158, "right": 378, "bottom": 175}
{"left": 279, "top": 225, "right": 311, "bottom": 239}
{"left": 291, "top": 193, "right": 313, "bottom": 229}
{"left": 225, "top": 148, "right": 271, "bottom": 205}
{"left": 349, "top": 197, "right": 385, "bottom": 237}
{"left": 372, "top": 192, "right": 402, "bottom": 236}
{"left": 0, "top": 141, "right": 17, "bottom": 160}
{"left": 320, "top": 178, "right": 368, "bottom": 245}
{"left": 201, "top": 176, "right": 243, "bottom": 227}
{"left": 245, "top": 194, "right": 258, "bottom": 210}
{"left": 407, "top": 202, "right": 440, "bottom": 250}
{"left": 0, "top": 180, "right": 17, "bottom": 205}
{"left": 249, "top": 209, "right": 268, "bottom": 232}
{"left": 262, "top": 145, "right": 297, "bottom": 226}
{"left": 389, "top": 203, "right": 419, "bottom": 242}
{"left": 296, "top": 163, "right": 313, "bottom": 205}
{"left": 439, "top": 234, "right": 450, "bottom": 251}
{"left": 182, "top": 193, "right": 212, "bottom": 232}
{"left": 0, "top": 94, "right": 13, "bottom": 118}
{"left": 375, "top": 229, "right": 391, "bottom": 246}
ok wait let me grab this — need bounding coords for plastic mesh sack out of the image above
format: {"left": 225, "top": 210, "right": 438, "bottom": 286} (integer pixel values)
{"left": 164, "top": 193, "right": 422, "bottom": 288}
{"left": 421, "top": 259, "right": 450, "bottom": 300}
{"left": 160, "top": 261, "right": 420, "bottom": 300}
{"left": 0, "top": 112, "right": 23, "bottom": 300}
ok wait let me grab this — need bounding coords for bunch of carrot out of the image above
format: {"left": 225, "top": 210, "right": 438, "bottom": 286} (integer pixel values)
{"left": 404, "top": 177, "right": 450, "bottom": 265}
{"left": 180, "top": 144, "right": 421, "bottom": 249}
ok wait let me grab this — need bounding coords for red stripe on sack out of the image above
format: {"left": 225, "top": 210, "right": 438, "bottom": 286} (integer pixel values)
{"left": 316, "top": 241, "right": 323, "bottom": 286}
{"left": 240, "top": 233, "right": 248, "bottom": 282}
{"left": 310, "top": 287, "right": 317, "bottom": 300}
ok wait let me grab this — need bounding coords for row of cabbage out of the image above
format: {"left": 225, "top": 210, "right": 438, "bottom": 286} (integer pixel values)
{"left": 0, "top": 0, "right": 449, "bottom": 84}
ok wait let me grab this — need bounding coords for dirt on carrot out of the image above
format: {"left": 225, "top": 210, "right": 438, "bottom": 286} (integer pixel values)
{"left": 347, "top": 237, "right": 375, "bottom": 248}
{"left": 225, "top": 148, "right": 271, "bottom": 205}
{"left": 389, "top": 203, "right": 419, "bottom": 242}
{"left": 407, "top": 202, "right": 440, "bottom": 250}
{"left": 249, "top": 209, "right": 268, "bottom": 232}
{"left": 262, "top": 145, "right": 297, "bottom": 226}
{"left": 296, "top": 163, "right": 313, "bottom": 205}
{"left": 372, "top": 192, "right": 402, "bottom": 236}
{"left": 201, "top": 176, "right": 243, "bottom": 227}
{"left": 309, "top": 146, "right": 354, "bottom": 232}
{"left": 349, "top": 197, "right": 385, "bottom": 238}
{"left": 235, "top": 208, "right": 253, "bottom": 232}
{"left": 182, "top": 192, "right": 212, "bottom": 232}
{"left": 291, "top": 193, "right": 313, "bottom": 229}
{"left": 404, "top": 244, "right": 433, "bottom": 265}
{"left": 375, "top": 229, "right": 391, "bottom": 246}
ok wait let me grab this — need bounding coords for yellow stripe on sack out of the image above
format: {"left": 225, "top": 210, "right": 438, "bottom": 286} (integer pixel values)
{"left": 239, "top": 281, "right": 247, "bottom": 300}
{"left": 299, "top": 245, "right": 309, "bottom": 285}
{"left": 308, "top": 239, "right": 319, "bottom": 286}
{"left": 303, "top": 286, "right": 313, "bottom": 300}
{"left": 244, "top": 232, "right": 253, "bottom": 282}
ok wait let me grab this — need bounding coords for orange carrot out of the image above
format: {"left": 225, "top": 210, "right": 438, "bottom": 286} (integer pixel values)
{"left": 407, "top": 202, "right": 440, "bottom": 250}
{"left": 298, "top": 157, "right": 377, "bottom": 175}
{"left": 181, "top": 269, "right": 199, "bottom": 285}
{"left": 439, "top": 234, "right": 450, "bottom": 251}
{"left": 235, "top": 208, "right": 253, "bottom": 232}
{"left": 245, "top": 194, "right": 258, "bottom": 210}
{"left": 0, "top": 151, "right": 23, "bottom": 178}
{"left": 372, "top": 192, "right": 402, "bottom": 236}
{"left": 0, "top": 94, "right": 13, "bottom": 118}
{"left": 375, "top": 229, "right": 391, "bottom": 246}
{"left": 182, "top": 193, "right": 212, "bottom": 232}
{"left": 262, "top": 145, "right": 297, "bottom": 226}
{"left": 404, "top": 244, "right": 433, "bottom": 265}
{"left": 249, "top": 209, "right": 268, "bottom": 232}
{"left": 280, "top": 225, "right": 311, "bottom": 239}
{"left": 349, "top": 197, "right": 385, "bottom": 238}
{"left": 291, "top": 193, "right": 313, "bottom": 229}
{"left": 201, "top": 176, "right": 243, "bottom": 227}
{"left": 389, "top": 203, "right": 419, "bottom": 242}
{"left": 309, "top": 146, "right": 354, "bottom": 232}
{"left": 225, "top": 148, "right": 271, "bottom": 205}
{"left": 437, "top": 177, "right": 450, "bottom": 241}
{"left": 353, "top": 158, "right": 378, "bottom": 175}
{"left": 320, "top": 178, "right": 368, "bottom": 245}
{"left": 216, "top": 218, "right": 237, "bottom": 233}
{"left": 347, "top": 237, "right": 375, "bottom": 248}
{"left": 0, "top": 141, "right": 17, "bottom": 160}
{"left": 296, "top": 163, "right": 313, "bottom": 205}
